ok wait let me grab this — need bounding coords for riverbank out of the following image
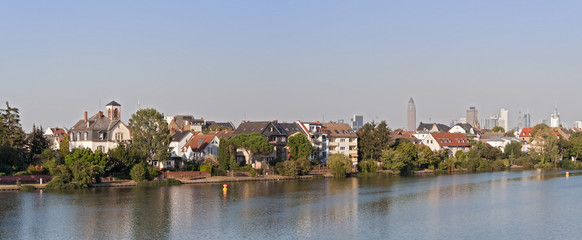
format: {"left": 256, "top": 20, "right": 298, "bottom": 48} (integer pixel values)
{"left": 0, "top": 174, "right": 318, "bottom": 191}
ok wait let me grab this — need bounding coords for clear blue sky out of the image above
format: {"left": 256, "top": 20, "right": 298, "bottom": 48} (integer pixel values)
{"left": 2, "top": 1, "right": 582, "bottom": 131}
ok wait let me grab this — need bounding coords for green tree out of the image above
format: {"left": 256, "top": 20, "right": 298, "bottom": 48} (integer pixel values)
{"left": 59, "top": 136, "right": 70, "bottom": 160}
{"left": 129, "top": 108, "right": 172, "bottom": 164}
{"left": 491, "top": 126, "right": 505, "bottom": 133}
{"left": 328, "top": 153, "right": 352, "bottom": 178}
{"left": 107, "top": 145, "right": 142, "bottom": 178}
{"left": 416, "top": 144, "right": 437, "bottom": 169}
{"left": 229, "top": 133, "right": 273, "bottom": 164}
{"left": 382, "top": 140, "right": 417, "bottom": 174}
{"left": 357, "top": 121, "right": 392, "bottom": 161}
{"left": 568, "top": 132, "right": 582, "bottom": 160}
{"left": 288, "top": 134, "right": 314, "bottom": 160}
{"left": 504, "top": 141, "right": 523, "bottom": 159}
{"left": 28, "top": 124, "right": 50, "bottom": 155}
{"left": 217, "top": 138, "right": 230, "bottom": 170}
{"left": 0, "top": 102, "right": 25, "bottom": 148}
{"left": 130, "top": 162, "right": 148, "bottom": 182}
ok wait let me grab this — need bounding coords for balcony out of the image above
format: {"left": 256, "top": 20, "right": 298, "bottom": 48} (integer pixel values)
{"left": 328, "top": 142, "right": 339, "bottom": 147}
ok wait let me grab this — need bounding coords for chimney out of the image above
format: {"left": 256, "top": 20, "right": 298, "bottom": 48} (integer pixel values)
{"left": 84, "top": 111, "right": 88, "bottom": 122}
{"left": 98, "top": 111, "right": 103, "bottom": 118}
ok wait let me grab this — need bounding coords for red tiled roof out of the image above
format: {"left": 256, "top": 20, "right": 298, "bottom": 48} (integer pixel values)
{"left": 430, "top": 133, "right": 471, "bottom": 147}
{"left": 183, "top": 134, "right": 216, "bottom": 152}
{"left": 519, "top": 128, "right": 533, "bottom": 137}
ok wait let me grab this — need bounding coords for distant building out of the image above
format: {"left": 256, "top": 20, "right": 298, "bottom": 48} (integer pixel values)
{"left": 69, "top": 101, "right": 131, "bottom": 153}
{"left": 167, "top": 115, "right": 204, "bottom": 134}
{"left": 350, "top": 114, "right": 363, "bottom": 131}
{"left": 417, "top": 122, "right": 451, "bottom": 133}
{"left": 322, "top": 122, "right": 358, "bottom": 165}
{"left": 574, "top": 121, "right": 582, "bottom": 129}
{"left": 43, "top": 127, "right": 68, "bottom": 150}
{"left": 421, "top": 133, "right": 471, "bottom": 154}
{"left": 550, "top": 105, "right": 560, "bottom": 128}
{"left": 407, "top": 98, "right": 416, "bottom": 131}
{"left": 449, "top": 123, "right": 479, "bottom": 136}
{"left": 466, "top": 107, "right": 479, "bottom": 128}
{"left": 296, "top": 121, "right": 329, "bottom": 163}
{"left": 499, "top": 108, "right": 509, "bottom": 131}
{"left": 524, "top": 110, "right": 531, "bottom": 128}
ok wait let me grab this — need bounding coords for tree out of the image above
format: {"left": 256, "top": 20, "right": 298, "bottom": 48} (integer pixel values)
{"left": 229, "top": 133, "right": 273, "bottom": 164}
{"left": 568, "top": 132, "right": 582, "bottom": 160}
{"left": 59, "top": 136, "right": 70, "bottom": 160}
{"left": 129, "top": 108, "right": 172, "bottom": 163}
{"left": 416, "top": 144, "right": 437, "bottom": 169}
{"left": 28, "top": 124, "right": 49, "bottom": 155}
{"left": 0, "top": 102, "right": 25, "bottom": 148}
{"left": 328, "top": 154, "right": 352, "bottom": 178}
{"left": 491, "top": 126, "right": 505, "bottom": 133}
{"left": 288, "top": 134, "right": 314, "bottom": 160}
{"left": 504, "top": 141, "right": 523, "bottom": 159}
{"left": 357, "top": 121, "right": 392, "bottom": 161}
{"left": 217, "top": 138, "right": 230, "bottom": 170}
{"left": 107, "top": 145, "right": 142, "bottom": 178}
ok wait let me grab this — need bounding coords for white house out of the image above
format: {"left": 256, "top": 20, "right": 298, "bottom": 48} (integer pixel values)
{"left": 169, "top": 131, "right": 194, "bottom": 159}
{"left": 182, "top": 134, "right": 220, "bottom": 161}
{"left": 486, "top": 137, "right": 527, "bottom": 153}
{"left": 422, "top": 132, "right": 471, "bottom": 154}
{"left": 69, "top": 101, "right": 131, "bottom": 153}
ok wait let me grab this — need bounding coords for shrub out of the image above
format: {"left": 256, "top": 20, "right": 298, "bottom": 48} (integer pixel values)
{"left": 45, "top": 176, "right": 79, "bottom": 190}
{"left": 28, "top": 165, "right": 46, "bottom": 175}
{"left": 130, "top": 163, "right": 148, "bottom": 182}
{"left": 491, "top": 159, "right": 506, "bottom": 170}
{"left": 13, "top": 171, "right": 30, "bottom": 176}
{"left": 249, "top": 168, "right": 257, "bottom": 177}
{"left": 147, "top": 165, "right": 160, "bottom": 180}
{"left": 358, "top": 159, "right": 378, "bottom": 174}
{"left": 296, "top": 158, "right": 313, "bottom": 175}
{"left": 20, "top": 185, "right": 36, "bottom": 191}
{"left": 200, "top": 164, "right": 212, "bottom": 173}
{"left": 328, "top": 154, "right": 352, "bottom": 178}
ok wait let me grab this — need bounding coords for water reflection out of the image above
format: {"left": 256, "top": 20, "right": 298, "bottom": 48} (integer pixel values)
{"left": 1, "top": 170, "right": 582, "bottom": 239}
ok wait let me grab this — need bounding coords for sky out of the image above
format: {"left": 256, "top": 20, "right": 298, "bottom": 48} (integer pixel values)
{"left": 1, "top": 1, "right": 582, "bottom": 131}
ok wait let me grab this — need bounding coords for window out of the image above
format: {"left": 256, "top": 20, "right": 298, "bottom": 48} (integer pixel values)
{"left": 97, "top": 145, "right": 104, "bottom": 152}
{"left": 84, "top": 132, "right": 88, "bottom": 140}
{"left": 349, "top": 138, "right": 354, "bottom": 142}
{"left": 116, "top": 133, "right": 123, "bottom": 141}
{"left": 349, "top": 146, "right": 356, "bottom": 151}
{"left": 340, "top": 139, "right": 345, "bottom": 142}
{"left": 281, "top": 137, "right": 286, "bottom": 143}
{"left": 99, "top": 132, "right": 104, "bottom": 140}
{"left": 77, "top": 132, "right": 80, "bottom": 141}
{"left": 340, "top": 147, "right": 345, "bottom": 151}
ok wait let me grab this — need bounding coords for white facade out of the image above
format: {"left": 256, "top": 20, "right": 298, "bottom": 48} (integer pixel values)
{"left": 183, "top": 136, "right": 220, "bottom": 161}
{"left": 170, "top": 132, "right": 194, "bottom": 158}
{"left": 550, "top": 105, "right": 560, "bottom": 128}
{"left": 499, "top": 108, "right": 509, "bottom": 131}
{"left": 574, "top": 121, "right": 582, "bottom": 129}
{"left": 486, "top": 137, "right": 527, "bottom": 153}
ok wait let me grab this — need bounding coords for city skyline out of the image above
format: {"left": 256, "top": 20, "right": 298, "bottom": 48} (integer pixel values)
{"left": 2, "top": 1, "right": 582, "bottom": 131}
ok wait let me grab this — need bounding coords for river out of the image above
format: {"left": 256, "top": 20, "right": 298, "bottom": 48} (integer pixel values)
{"left": 0, "top": 170, "right": 580, "bottom": 239}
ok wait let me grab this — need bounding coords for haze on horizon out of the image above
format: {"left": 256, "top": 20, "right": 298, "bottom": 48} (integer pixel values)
{"left": 2, "top": 1, "right": 582, "bottom": 131}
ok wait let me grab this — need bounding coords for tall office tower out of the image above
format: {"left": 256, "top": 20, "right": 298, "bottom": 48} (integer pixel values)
{"left": 517, "top": 111, "right": 523, "bottom": 130}
{"left": 550, "top": 104, "right": 560, "bottom": 127}
{"left": 351, "top": 114, "right": 363, "bottom": 131}
{"left": 525, "top": 110, "right": 531, "bottom": 128}
{"left": 499, "top": 108, "right": 509, "bottom": 131}
{"left": 407, "top": 98, "right": 416, "bottom": 131}
{"left": 466, "top": 107, "right": 479, "bottom": 128}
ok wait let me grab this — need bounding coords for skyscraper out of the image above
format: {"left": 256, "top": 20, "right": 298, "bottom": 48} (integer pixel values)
{"left": 407, "top": 98, "right": 416, "bottom": 131}
{"left": 466, "top": 107, "right": 478, "bottom": 128}
{"left": 499, "top": 108, "right": 509, "bottom": 131}
{"left": 351, "top": 114, "right": 363, "bottom": 131}
{"left": 525, "top": 109, "right": 531, "bottom": 128}
{"left": 550, "top": 104, "right": 560, "bottom": 127}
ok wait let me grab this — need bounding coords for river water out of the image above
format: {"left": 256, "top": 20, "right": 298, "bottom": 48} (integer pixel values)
{"left": 1, "top": 170, "right": 581, "bottom": 239}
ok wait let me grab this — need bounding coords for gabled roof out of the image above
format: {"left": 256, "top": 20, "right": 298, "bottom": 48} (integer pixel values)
{"left": 71, "top": 113, "right": 121, "bottom": 132}
{"left": 171, "top": 115, "right": 204, "bottom": 129}
{"left": 106, "top": 101, "right": 121, "bottom": 106}
{"left": 205, "top": 121, "right": 236, "bottom": 130}
{"left": 430, "top": 133, "right": 471, "bottom": 147}
{"left": 208, "top": 130, "right": 235, "bottom": 140}
{"left": 321, "top": 123, "right": 356, "bottom": 138}
{"left": 277, "top": 122, "right": 304, "bottom": 136}
{"left": 171, "top": 131, "right": 193, "bottom": 142}
{"left": 453, "top": 123, "right": 474, "bottom": 133}
{"left": 417, "top": 122, "right": 451, "bottom": 132}
{"left": 234, "top": 121, "right": 285, "bottom": 135}
{"left": 183, "top": 134, "right": 216, "bottom": 152}
{"left": 519, "top": 128, "right": 533, "bottom": 137}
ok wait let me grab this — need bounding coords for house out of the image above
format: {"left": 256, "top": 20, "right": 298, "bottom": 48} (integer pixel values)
{"left": 519, "top": 128, "right": 534, "bottom": 142}
{"left": 69, "top": 101, "right": 131, "bottom": 153}
{"left": 449, "top": 123, "right": 479, "bottom": 136}
{"left": 417, "top": 122, "right": 451, "bottom": 133}
{"left": 422, "top": 133, "right": 471, "bottom": 154}
{"left": 390, "top": 130, "right": 421, "bottom": 145}
{"left": 486, "top": 137, "right": 527, "bottom": 153}
{"left": 43, "top": 127, "right": 68, "bottom": 150}
{"left": 167, "top": 115, "right": 204, "bottom": 134}
{"left": 182, "top": 134, "right": 220, "bottom": 162}
{"left": 321, "top": 122, "right": 358, "bottom": 165}
{"left": 233, "top": 121, "right": 290, "bottom": 164}
{"left": 169, "top": 131, "right": 194, "bottom": 159}
{"left": 296, "top": 121, "right": 329, "bottom": 163}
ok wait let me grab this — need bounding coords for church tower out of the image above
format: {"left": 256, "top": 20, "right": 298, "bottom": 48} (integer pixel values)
{"left": 106, "top": 101, "right": 121, "bottom": 121}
